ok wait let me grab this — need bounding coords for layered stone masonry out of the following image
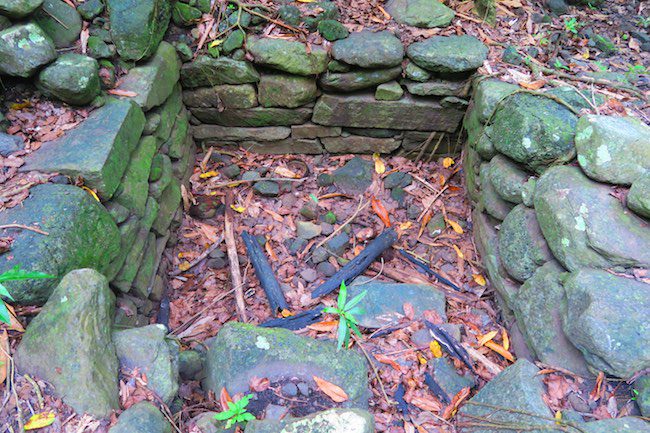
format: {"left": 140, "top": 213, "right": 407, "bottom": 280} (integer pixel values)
{"left": 2, "top": 41, "right": 195, "bottom": 324}
{"left": 464, "top": 77, "right": 650, "bottom": 380}
{"left": 181, "top": 31, "right": 487, "bottom": 156}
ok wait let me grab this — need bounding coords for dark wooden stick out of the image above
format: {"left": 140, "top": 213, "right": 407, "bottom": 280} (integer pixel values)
{"left": 241, "top": 231, "right": 289, "bottom": 313}
{"left": 311, "top": 228, "right": 398, "bottom": 299}
{"left": 260, "top": 308, "right": 322, "bottom": 330}
{"left": 398, "top": 249, "right": 461, "bottom": 292}
{"left": 425, "top": 320, "right": 475, "bottom": 373}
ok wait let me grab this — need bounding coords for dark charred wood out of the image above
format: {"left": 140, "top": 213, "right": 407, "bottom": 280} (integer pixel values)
{"left": 394, "top": 383, "right": 409, "bottom": 416}
{"left": 425, "top": 320, "right": 475, "bottom": 373}
{"left": 242, "top": 231, "right": 289, "bottom": 313}
{"left": 424, "top": 372, "right": 451, "bottom": 404}
{"left": 311, "top": 228, "right": 398, "bottom": 299}
{"left": 260, "top": 308, "right": 323, "bottom": 330}
{"left": 398, "top": 249, "right": 461, "bottom": 292}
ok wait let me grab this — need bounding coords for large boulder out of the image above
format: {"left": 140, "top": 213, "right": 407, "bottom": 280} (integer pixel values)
{"left": 0, "top": 184, "right": 120, "bottom": 305}
{"left": 247, "top": 37, "right": 328, "bottom": 76}
{"left": 628, "top": 173, "right": 650, "bottom": 219}
{"left": 575, "top": 115, "right": 650, "bottom": 185}
{"left": 489, "top": 93, "right": 578, "bottom": 173}
{"left": 511, "top": 262, "right": 589, "bottom": 375}
{"left": 37, "top": 53, "right": 100, "bottom": 105}
{"left": 114, "top": 324, "right": 179, "bottom": 404}
{"left": 109, "top": 401, "right": 172, "bottom": 433}
{"left": 258, "top": 74, "right": 318, "bottom": 108}
{"left": 498, "top": 205, "right": 553, "bottom": 282}
{"left": 331, "top": 30, "right": 404, "bottom": 68}
{"left": 0, "top": 0, "right": 43, "bottom": 18}
{"left": 180, "top": 56, "right": 260, "bottom": 88}
{"left": 385, "top": 0, "right": 454, "bottom": 28}
{"left": 107, "top": 0, "right": 171, "bottom": 61}
{"left": 203, "top": 323, "right": 370, "bottom": 409}
{"left": 562, "top": 269, "right": 650, "bottom": 378}
{"left": 582, "top": 418, "right": 650, "bottom": 433}
{"left": 0, "top": 23, "right": 57, "bottom": 77}
{"left": 533, "top": 165, "right": 650, "bottom": 271}
{"left": 245, "top": 409, "right": 374, "bottom": 433}
{"left": 406, "top": 35, "right": 488, "bottom": 73}
{"left": 22, "top": 98, "right": 145, "bottom": 199}
{"left": 33, "top": 0, "right": 82, "bottom": 48}
{"left": 15, "top": 269, "right": 119, "bottom": 417}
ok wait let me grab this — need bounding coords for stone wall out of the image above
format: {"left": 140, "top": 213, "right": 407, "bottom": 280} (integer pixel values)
{"left": 1, "top": 41, "right": 195, "bottom": 323}
{"left": 180, "top": 31, "right": 488, "bottom": 155}
{"left": 464, "top": 77, "right": 650, "bottom": 379}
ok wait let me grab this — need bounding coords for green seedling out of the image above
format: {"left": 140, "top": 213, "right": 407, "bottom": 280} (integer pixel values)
{"left": 631, "top": 389, "right": 639, "bottom": 401}
{"left": 564, "top": 18, "right": 580, "bottom": 35}
{"left": 0, "top": 266, "right": 55, "bottom": 325}
{"left": 554, "top": 59, "right": 570, "bottom": 71}
{"left": 628, "top": 64, "right": 647, "bottom": 75}
{"left": 214, "top": 393, "right": 255, "bottom": 428}
{"left": 323, "top": 281, "right": 366, "bottom": 350}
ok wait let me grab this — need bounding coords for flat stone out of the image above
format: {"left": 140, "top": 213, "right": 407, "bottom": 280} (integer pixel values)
{"left": 191, "top": 106, "right": 312, "bottom": 127}
{"left": 312, "top": 92, "right": 464, "bottom": 132}
{"left": 0, "top": 184, "right": 120, "bottom": 305}
{"left": 404, "top": 61, "right": 431, "bottom": 82}
{"left": 348, "top": 279, "right": 446, "bottom": 328}
{"left": 0, "top": 0, "right": 42, "bottom": 17}
{"left": 386, "top": 0, "right": 455, "bottom": 27}
{"left": 296, "top": 221, "right": 322, "bottom": 240}
{"left": 533, "top": 165, "right": 650, "bottom": 271}
{"left": 322, "top": 135, "right": 401, "bottom": 154}
{"left": 345, "top": 127, "right": 401, "bottom": 138}
{"left": 628, "top": 173, "right": 650, "bottom": 218}
{"left": 87, "top": 36, "right": 115, "bottom": 59}
{"left": 472, "top": 78, "right": 519, "bottom": 123}
{"left": 498, "top": 205, "right": 553, "bottom": 282}
{"left": 291, "top": 123, "right": 341, "bottom": 139}
{"left": 164, "top": 110, "right": 190, "bottom": 159}
{"left": 479, "top": 164, "right": 514, "bottom": 221}
{"left": 22, "top": 99, "right": 145, "bottom": 199}
{"left": 458, "top": 360, "right": 553, "bottom": 432}
{"left": 117, "top": 42, "right": 181, "bottom": 111}
{"left": 241, "top": 138, "right": 324, "bottom": 154}
{"left": 76, "top": 0, "right": 103, "bottom": 20}
{"left": 15, "top": 269, "right": 119, "bottom": 417}
{"left": 384, "top": 171, "right": 412, "bottom": 189}
{"left": 317, "top": 19, "right": 349, "bottom": 41}
{"left": 247, "top": 37, "right": 328, "bottom": 76}
{"left": 375, "top": 81, "right": 403, "bottom": 101}
{"left": 562, "top": 269, "right": 650, "bottom": 378}
{"left": 182, "top": 84, "right": 257, "bottom": 109}
{"left": 258, "top": 74, "right": 318, "bottom": 108}
{"left": 581, "top": 418, "right": 650, "bottom": 433}
{"left": 114, "top": 324, "right": 179, "bottom": 404}
{"left": 332, "top": 30, "right": 404, "bottom": 68}
{"left": 203, "top": 323, "right": 370, "bottom": 408}
{"left": 575, "top": 115, "right": 650, "bottom": 185}
{"left": 486, "top": 154, "right": 530, "bottom": 204}
{"left": 113, "top": 135, "right": 157, "bottom": 217}
{"left": 0, "top": 132, "right": 22, "bottom": 156}
{"left": 131, "top": 231, "right": 159, "bottom": 297}
{"left": 254, "top": 181, "right": 280, "bottom": 197}
{"left": 332, "top": 156, "right": 373, "bottom": 194}
{"left": 147, "top": 83, "right": 183, "bottom": 140}
{"left": 33, "top": 0, "right": 82, "bottom": 48}
{"left": 407, "top": 35, "right": 488, "bottom": 73}
{"left": 108, "top": 401, "right": 172, "bottom": 433}
{"left": 193, "top": 125, "right": 290, "bottom": 141}
{"left": 490, "top": 93, "right": 578, "bottom": 173}
{"left": 152, "top": 180, "right": 181, "bottom": 235}
{"left": 319, "top": 67, "right": 402, "bottom": 92}
{"left": 402, "top": 78, "right": 469, "bottom": 97}
{"left": 180, "top": 56, "right": 260, "bottom": 88}
{"left": 149, "top": 154, "right": 172, "bottom": 199}
{"left": 0, "top": 23, "right": 57, "bottom": 78}
{"left": 511, "top": 261, "right": 589, "bottom": 376}
{"left": 429, "top": 357, "right": 475, "bottom": 400}
{"left": 107, "top": 0, "right": 171, "bottom": 61}
{"left": 245, "top": 409, "right": 374, "bottom": 433}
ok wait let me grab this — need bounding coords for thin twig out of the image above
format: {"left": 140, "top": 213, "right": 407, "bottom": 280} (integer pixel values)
{"left": 171, "top": 290, "right": 235, "bottom": 336}
{"left": 23, "top": 375, "right": 43, "bottom": 409}
{"left": 209, "top": 177, "right": 305, "bottom": 189}
{"left": 170, "top": 235, "right": 224, "bottom": 276}
{"left": 353, "top": 336, "right": 392, "bottom": 407}
{"left": 462, "top": 343, "right": 503, "bottom": 376}
{"left": 0, "top": 224, "right": 49, "bottom": 236}
{"left": 307, "top": 198, "right": 369, "bottom": 258}
{"left": 224, "top": 191, "right": 247, "bottom": 322}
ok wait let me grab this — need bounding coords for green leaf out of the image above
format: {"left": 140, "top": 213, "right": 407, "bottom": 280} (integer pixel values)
{"left": 214, "top": 411, "right": 233, "bottom": 421}
{"left": 309, "top": 193, "right": 319, "bottom": 204}
{"left": 336, "top": 319, "right": 347, "bottom": 350}
{"left": 0, "top": 301, "right": 10, "bottom": 325}
{"left": 237, "top": 413, "right": 256, "bottom": 423}
{"left": 323, "top": 307, "right": 339, "bottom": 314}
{"left": 344, "top": 290, "right": 367, "bottom": 311}
{"left": 0, "top": 283, "right": 13, "bottom": 301}
{"left": 346, "top": 306, "right": 365, "bottom": 317}
{"left": 0, "top": 266, "right": 55, "bottom": 283}
{"left": 348, "top": 320, "right": 363, "bottom": 338}
{"left": 337, "top": 280, "right": 347, "bottom": 309}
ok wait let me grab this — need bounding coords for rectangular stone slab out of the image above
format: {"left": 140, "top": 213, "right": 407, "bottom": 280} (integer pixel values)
{"left": 190, "top": 106, "right": 313, "bottom": 127}
{"left": 193, "top": 125, "right": 291, "bottom": 141}
{"left": 21, "top": 99, "right": 145, "bottom": 199}
{"left": 312, "top": 93, "right": 464, "bottom": 132}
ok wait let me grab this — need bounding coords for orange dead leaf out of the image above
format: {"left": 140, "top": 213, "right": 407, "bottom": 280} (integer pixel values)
{"left": 249, "top": 376, "right": 270, "bottom": 392}
{"left": 24, "top": 412, "right": 55, "bottom": 430}
{"left": 107, "top": 89, "right": 138, "bottom": 97}
{"left": 5, "top": 304, "right": 24, "bottom": 332}
{"left": 371, "top": 197, "right": 391, "bottom": 227}
{"left": 265, "top": 241, "right": 279, "bottom": 261}
{"left": 472, "top": 274, "right": 486, "bottom": 286}
{"left": 280, "top": 309, "right": 294, "bottom": 318}
{"left": 313, "top": 376, "right": 348, "bottom": 403}
{"left": 518, "top": 80, "right": 546, "bottom": 90}
{"left": 445, "top": 218, "right": 463, "bottom": 234}
{"left": 307, "top": 320, "right": 339, "bottom": 332}
{"left": 484, "top": 341, "right": 515, "bottom": 362}
{"left": 442, "top": 387, "right": 471, "bottom": 419}
{"left": 589, "top": 371, "right": 605, "bottom": 402}
{"left": 477, "top": 330, "right": 498, "bottom": 347}
{"left": 374, "top": 354, "right": 401, "bottom": 372}
{"left": 411, "top": 396, "right": 442, "bottom": 412}
{"left": 220, "top": 387, "right": 233, "bottom": 410}
{"left": 452, "top": 244, "right": 464, "bottom": 259}
{"left": 273, "top": 166, "right": 299, "bottom": 179}
{"left": 0, "top": 330, "right": 8, "bottom": 385}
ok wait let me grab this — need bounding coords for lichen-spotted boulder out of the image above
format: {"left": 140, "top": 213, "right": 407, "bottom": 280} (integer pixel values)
{"left": 203, "top": 323, "right": 370, "bottom": 409}
{"left": 244, "top": 409, "right": 374, "bottom": 433}
{"left": 0, "top": 23, "right": 57, "bottom": 77}
{"left": 331, "top": 30, "right": 404, "bottom": 68}
{"left": 406, "top": 35, "right": 488, "bottom": 73}
{"left": 33, "top": 0, "right": 82, "bottom": 48}
{"left": 486, "top": 154, "right": 530, "bottom": 204}
{"left": 37, "top": 53, "right": 100, "bottom": 105}
{"left": 385, "top": 0, "right": 454, "bottom": 28}
{"left": 0, "top": 184, "right": 120, "bottom": 305}
{"left": 575, "top": 115, "right": 650, "bottom": 185}
{"left": 533, "top": 165, "right": 650, "bottom": 271}
{"left": 489, "top": 93, "right": 578, "bottom": 173}
{"left": 562, "top": 269, "right": 650, "bottom": 378}
{"left": 15, "top": 269, "right": 119, "bottom": 418}
{"left": 107, "top": 0, "right": 171, "bottom": 61}
{"left": 0, "top": 0, "right": 43, "bottom": 18}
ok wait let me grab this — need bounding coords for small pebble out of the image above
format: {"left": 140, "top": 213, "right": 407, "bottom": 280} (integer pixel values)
{"left": 281, "top": 382, "right": 298, "bottom": 397}
{"left": 297, "top": 382, "right": 310, "bottom": 396}
{"left": 317, "top": 261, "right": 337, "bottom": 277}
{"left": 300, "top": 268, "right": 319, "bottom": 283}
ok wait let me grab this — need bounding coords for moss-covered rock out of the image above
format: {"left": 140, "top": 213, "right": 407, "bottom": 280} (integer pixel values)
{"left": 386, "top": 0, "right": 454, "bottom": 28}
{"left": 172, "top": 1, "right": 201, "bottom": 26}
{"left": 331, "top": 30, "right": 403, "bottom": 68}
{"left": 87, "top": 36, "right": 115, "bottom": 59}
{"left": 401, "top": 78, "right": 469, "bottom": 97}
{"left": 76, "top": 0, "right": 103, "bottom": 20}
{"left": 486, "top": 154, "right": 529, "bottom": 204}
{"left": 628, "top": 173, "right": 650, "bottom": 219}
{"left": 0, "top": 0, "right": 43, "bottom": 18}
{"left": 15, "top": 269, "right": 119, "bottom": 417}
{"left": 479, "top": 164, "right": 514, "bottom": 220}
{"left": 180, "top": 55, "right": 259, "bottom": 88}
{"left": 245, "top": 409, "right": 374, "bottom": 433}
{"left": 404, "top": 61, "right": 431, "bottom": 82}
{"left": 183, "top": 84, "right": 257, "bottom": 109}
{"left": 472, "top": 78, "right": 518, "bottom": 123}
{"left": 222, "top": 29, "right": 245, "bottom": 54}
{"left": 322, "top": 135, "right": 401, "bottom": 154}
{"left": 37, "top": 53, "right": 100, "bottom": 105}
{"left": 407, "top": 35, "right": 488, "bottom": 73}
{"left": 0, "top": 23, "right": 57, "bottom": 77}
{"left": 258, "top": 74, "right": 318, "bottom": 108}
{"left": 204, "top": 323, "right": 370, "bottom": 408}
{"left": 317, "top": 19, "right": 349, "bottom": 41}
{"left": 109, "top": 401, "right": 172, "bottom": 433}
{"left": 113, "top": 135, "right": 157, "bottom": 217}
{"left": 191, "top": 106, "right": 312, "bottom": 127}
{"left": 107, "top": 0, "right": 171, "bottom": 61}
{"left": 33, "top": 0, "right": 82, "bottom": 48}
{"left": 375, "top": 81, "right": 403, "bottom": 101}
{"left": 247, "top": 36, "right": 328, "bottom": 76}
{"left": 319, "top": 66, "right": 401, "bottom": 92}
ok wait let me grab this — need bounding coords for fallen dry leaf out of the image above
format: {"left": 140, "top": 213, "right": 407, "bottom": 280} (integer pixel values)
{"left": 313, "top": 375, "right": 348, "bottom": 403}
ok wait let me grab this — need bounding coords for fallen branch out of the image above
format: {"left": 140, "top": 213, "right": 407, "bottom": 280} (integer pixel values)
{"left": 462, "top": 343, "right": 503, "bottom": 376}
{"left": 425, "top": 321, "right": 474, "bottom": 373}
{"left": 260, "top": 308, "right": 322, "bottom": 330}
{"left": 397, "top": 249, "right": 461, "bottom": 292}
{"left": 241, "top": 231, "right": 289, "bottom": 313}
{"left": 311, "top": 228, "right": 398, "bottom": 299}
{"left": 224, "top": 191, "right": 248, "bottom": 322}
{"left": 0, "top": 224, "right": 49, "bottom": 236}
{"left": 307, "top": 198, "right": 368, "bottom": 258}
